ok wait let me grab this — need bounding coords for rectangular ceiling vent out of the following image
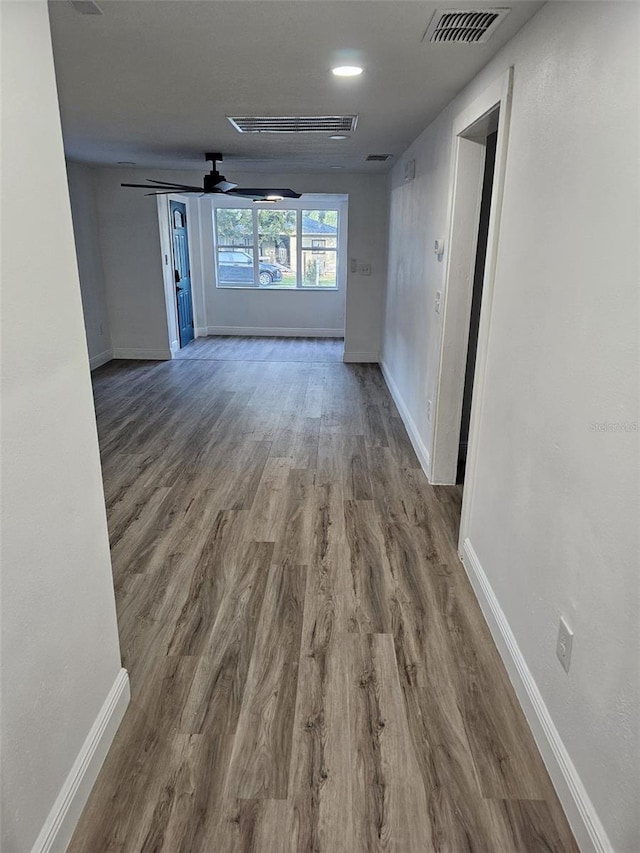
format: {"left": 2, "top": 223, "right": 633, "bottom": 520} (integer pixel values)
{"left": 227, "top": 116, "right": 358, "bottom": 134}
{"left": 67, "top": 0, "right": 103, "bottom": 14}
{"left": 423, "top": 8, "right": 510, "bottom": 43}
{"left": 366, "top": 154, "right": 392, "bottom": 162}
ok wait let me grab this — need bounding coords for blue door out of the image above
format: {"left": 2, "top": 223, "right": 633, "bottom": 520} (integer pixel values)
{"left": 170, "top": 201, "right": 194, "bottom": 347}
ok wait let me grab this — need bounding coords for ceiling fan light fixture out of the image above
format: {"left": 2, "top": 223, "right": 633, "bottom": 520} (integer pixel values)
{"left": 332, "top": 65, "right": 364, "bottom": 77}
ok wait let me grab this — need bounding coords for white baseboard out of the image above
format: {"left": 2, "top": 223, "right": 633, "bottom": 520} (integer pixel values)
{"left": 170, "top": 339, "right": 180, "bottom": 355}
{"left": 30, "top": 668, "right": 130, "bottom": 853}
{"left": 461, "top": 539, "right": 612, "bottom": 853}
{"left": 195, "top": 327, "right": 208, "bottom": 338}
{"left": 89, "top": 349, "right": 113, "bottom": 371}
{"left": 343, "top": 351, "right": 379, "bottom": 363}
{"left": 205, "top": 326, "right": 344, "bottom": 338}
{"left": 111, "top": 348, "right": 172, "bottom": 360}
{"left": 379, "top": 360, "right": 431, "bottom": 477}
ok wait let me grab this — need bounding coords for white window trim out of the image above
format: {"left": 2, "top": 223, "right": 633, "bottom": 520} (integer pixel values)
{"left": 211, "top": 194, "right": 348, "bottom": 292}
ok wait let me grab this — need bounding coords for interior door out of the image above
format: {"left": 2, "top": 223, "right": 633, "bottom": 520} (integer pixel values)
{"left": 170, "top": 201, "right": 194, "bottom": 347}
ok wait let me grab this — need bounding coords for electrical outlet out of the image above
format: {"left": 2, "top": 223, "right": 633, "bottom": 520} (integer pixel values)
{"left": 427, "top": 399, "right": 432, "bottom": 422}
{"left": 359, "top": 263, "right": 372, "bottom": 276}
{"left": 556, "top": 617, "right": 574, "bottom": 673}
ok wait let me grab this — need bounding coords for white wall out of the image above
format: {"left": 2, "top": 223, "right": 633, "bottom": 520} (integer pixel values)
{"left": 92, "top": 167, "right": 388, "bottom": 360}
{"left": 92, "top": 168, "right": 174, "bottom": 360}
{"left": 0, "top": 4, "right": 127, "bottom": 851}
{"left": 195, "top": 192, "right": 347, "bottom": 339}
{"left": 382, "top": 3, "right": 639, "bottom": 851}
{"left": 66, "top": 161, "right": 113, "bottom": 368}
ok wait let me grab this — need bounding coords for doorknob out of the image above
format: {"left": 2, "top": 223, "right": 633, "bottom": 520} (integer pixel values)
{"left": 174, "top": 269, "right": 181, "bottom": 283}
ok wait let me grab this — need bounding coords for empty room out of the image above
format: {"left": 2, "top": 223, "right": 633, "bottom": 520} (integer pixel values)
{"left": 1, "top": 2, "right": 638, "bottom": 852}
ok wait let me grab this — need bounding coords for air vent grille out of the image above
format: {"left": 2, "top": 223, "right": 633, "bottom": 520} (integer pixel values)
{"left": 366, "top": 154, "right": 392, "bottom": 162}
{"left": 227, "top": 116, "right": 358, "bottom": 134}
{"left": 68, "top": 0, "right": 103, "bottom": 14}
{"left": 424, "top": 8, "right": 510, "bottom": 43}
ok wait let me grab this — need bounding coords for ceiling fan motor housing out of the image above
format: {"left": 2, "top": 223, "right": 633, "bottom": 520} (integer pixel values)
{"left": 204, "top": 152, "right": 233, "bottom": 192}
{"left": 204, "top": 171, "right": 223, "bottom": 192}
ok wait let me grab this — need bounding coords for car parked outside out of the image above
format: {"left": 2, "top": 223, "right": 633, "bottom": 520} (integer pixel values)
{"left": 217, "top": 250, "right": 282, "bottom": 286}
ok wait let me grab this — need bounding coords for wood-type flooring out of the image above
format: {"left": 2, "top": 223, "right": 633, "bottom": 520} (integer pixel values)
{"left": 68, "top": 339, "right": 578, "bottom": 853}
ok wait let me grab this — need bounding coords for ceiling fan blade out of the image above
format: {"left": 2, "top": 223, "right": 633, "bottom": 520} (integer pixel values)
{"left": 121, "top": 181, "right": 205, "bottom": 192}
{"left": 146, "top": 179, "right": 205, "bottom": 191}
{"left": 121, "top": 182, "right": 166, "bottom": 189}
{"left": 228, "top": 187, "right": 302, "bottom": 199}
{"left": 145, "top": 190, "right": 204, "bottom": 196}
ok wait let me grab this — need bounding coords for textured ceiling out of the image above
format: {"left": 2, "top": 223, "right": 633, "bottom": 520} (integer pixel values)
{"left": 48, "top": 0, "right": 544, "bottom": 173}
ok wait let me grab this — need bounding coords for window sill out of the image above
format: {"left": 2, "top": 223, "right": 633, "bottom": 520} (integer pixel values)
{"left": 216, "top": 285, "right": 340, "bottom": 292}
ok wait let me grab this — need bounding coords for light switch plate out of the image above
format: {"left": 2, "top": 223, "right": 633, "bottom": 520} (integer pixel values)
{"left": 556, "top": 616, "right": 574, "bottom": 673}
{"left": 404, "top": 159, "right": 416, "bottom": 182}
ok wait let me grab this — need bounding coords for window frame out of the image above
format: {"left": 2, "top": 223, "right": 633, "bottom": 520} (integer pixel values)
{"left": 212, "top": 194, "right": 347, "bottom": 291}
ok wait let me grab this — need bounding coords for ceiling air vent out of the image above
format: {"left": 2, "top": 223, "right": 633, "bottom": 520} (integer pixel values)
{"left": 423, "top": 8, "right": 510, "bottom": 44}
{"left": 366, "top": 154, "right": 392, "bottom": 162}
{"left": 67, "top": 0, "right": 103, "bottom": 14}
{"left": 227, "top": 116, "right": 358, "bottom": 134}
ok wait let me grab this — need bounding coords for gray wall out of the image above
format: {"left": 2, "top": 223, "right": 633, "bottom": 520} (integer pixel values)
{"left": 66, "top": 161, "right": 112, "bottom": 367}
{"left": 1, "top": 3, "right": 125, "bottom": 851}
{"left": 80, "top": 167, "right": 389, "bottom": 361}
{"left": 382, "top": 3, "right": 639, "bottom": 850}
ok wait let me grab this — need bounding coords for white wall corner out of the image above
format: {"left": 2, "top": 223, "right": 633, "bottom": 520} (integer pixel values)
{"left": 380, "top": 360, "right": 431, "bottom": 478}
{"left": 343, "top": 351, "right": 379, "bottom": 363}
{"left": 30, "top": 668, "right": 130, "bottom": 853}
{"left": 194, "top": 327, "right": 208, "bottom": 338}
{"left": 460, "top": 539, "right": 614, "bottom": 853}
{"left": 89, "top": 349, "right": 113, "bottom": 371}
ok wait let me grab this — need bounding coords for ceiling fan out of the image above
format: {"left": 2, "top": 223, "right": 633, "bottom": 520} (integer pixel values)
{"left": 121, "top": 153, "right": 301, "bottom": 201}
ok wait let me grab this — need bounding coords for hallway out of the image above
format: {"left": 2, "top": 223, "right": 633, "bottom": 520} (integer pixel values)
{"left": 69, "top": 340, "right": 577, "bottom": 852}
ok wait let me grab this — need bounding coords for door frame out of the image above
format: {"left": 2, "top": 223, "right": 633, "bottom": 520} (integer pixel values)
{"left": 156, "top": 194, "right": 197, "bottom": 354}
{"left": 427, "top": 68, "right": 513, "bottom": 550}
{"left": 169, "top": 199, "right": 195, "bottom": 348}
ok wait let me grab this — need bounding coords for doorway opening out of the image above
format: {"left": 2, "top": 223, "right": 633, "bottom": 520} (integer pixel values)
{"left": 457, "top": 129, "right": 497, "bottom": 484}
{"left": 170, "top": 200, "right": 195, "bottom": 349}
{"left": 426, "top": 68, "right": 513, "bottom": 550}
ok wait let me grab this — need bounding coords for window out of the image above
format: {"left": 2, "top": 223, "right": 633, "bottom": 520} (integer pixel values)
{"left": 302, "top": 210, "right": 338, "bottom": 288}
{"left": 213, "top": 199, "right": 345, "bottom": 289}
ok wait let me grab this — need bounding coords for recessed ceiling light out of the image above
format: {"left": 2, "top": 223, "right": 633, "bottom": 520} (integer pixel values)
{"left": 332, "top": 65, "right": 364, "bottom": 77}
{"left": 330, "top": 135, "right": 349, "bottom": 141}
{"left": 330, "top": 165, "right": 345, "bottom": 169}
